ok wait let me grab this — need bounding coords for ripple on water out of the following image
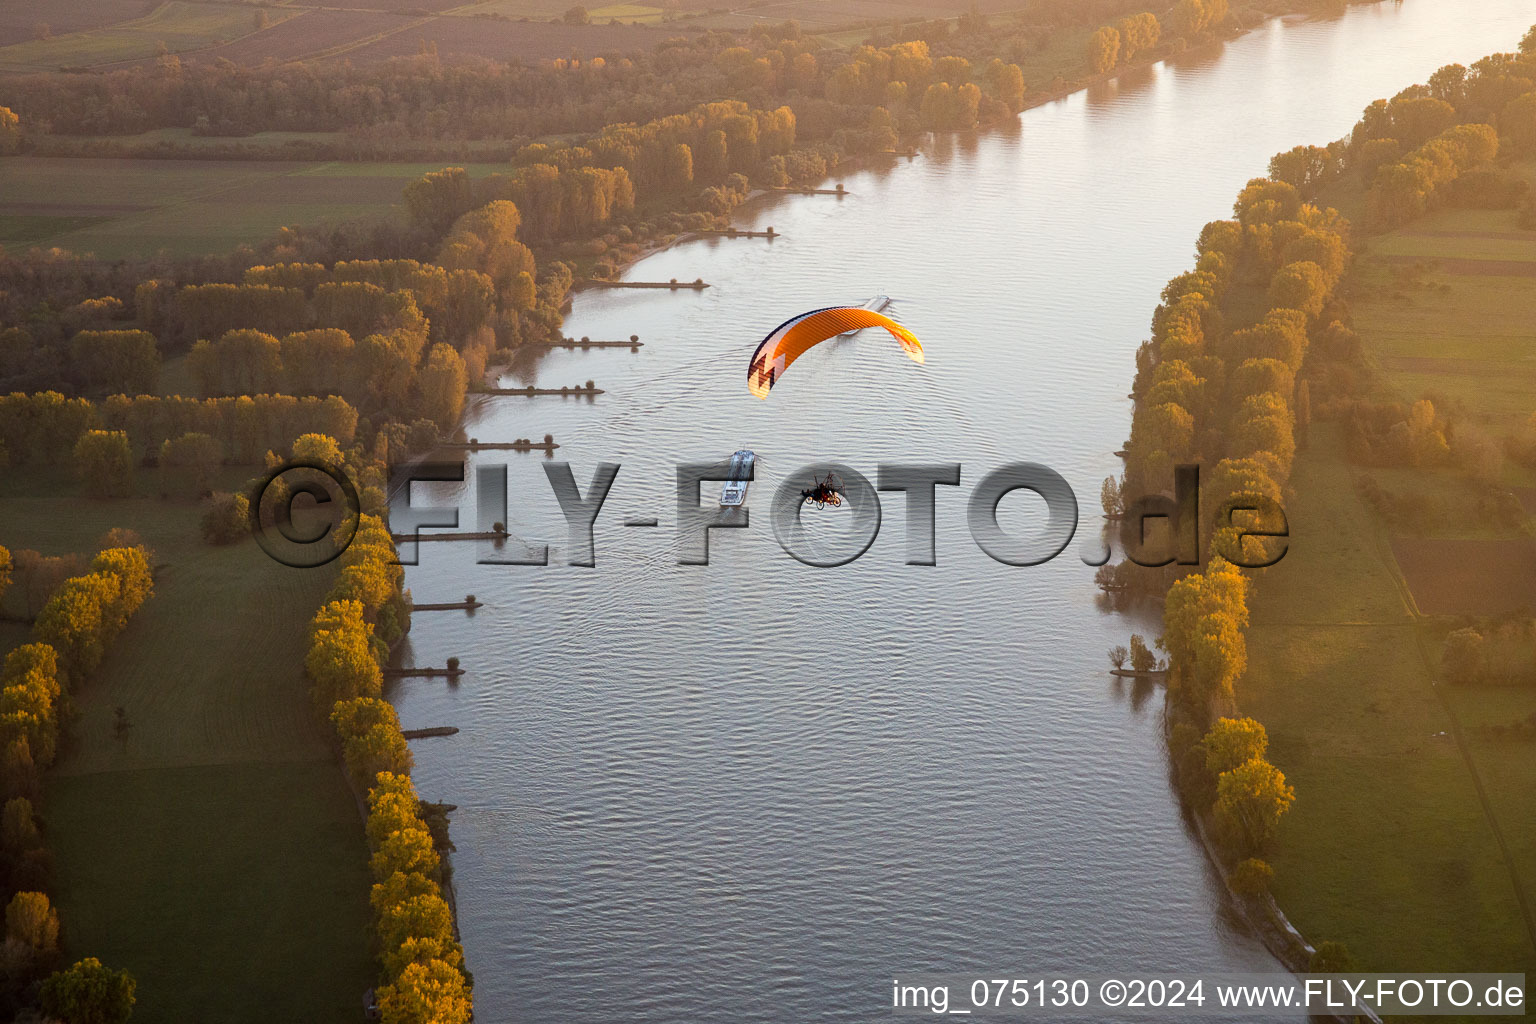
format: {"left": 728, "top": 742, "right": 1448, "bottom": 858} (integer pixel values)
{"left": 394, "top": 3, "right": 1536, "bottom": 1019}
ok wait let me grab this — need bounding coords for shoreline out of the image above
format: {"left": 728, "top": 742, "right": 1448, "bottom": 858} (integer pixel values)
{"left": 576, "top": 5, "right": 1357, "bottom": 291}
{"left": 1159, "top": 703, "right": 1385, "bottom": 1024}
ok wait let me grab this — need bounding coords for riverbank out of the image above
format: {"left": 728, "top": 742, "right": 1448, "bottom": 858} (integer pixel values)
{"left": 1158, "top": 709, "right": 1384, "bottom": 1024}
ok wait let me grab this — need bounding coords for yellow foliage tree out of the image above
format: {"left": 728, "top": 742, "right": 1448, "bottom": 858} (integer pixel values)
{"left": 378, "top": 958, "right": 472, "bottom": 1024}
{"left": 34, "top": 572, "right": 121, "bottom": 679}
{"left": 1213, "top": 757, "right": 1294, "bottom": 853}
{"left": 1087, "top": 26, "right": 1121, "bottom": 74}
{"left": 331, "top": 696, "right": 413, "bottom": 791}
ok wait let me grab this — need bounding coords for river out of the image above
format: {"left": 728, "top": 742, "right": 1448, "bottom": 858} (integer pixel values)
{"left": 391, "top": 3, "right": 1536, "bottom": 1019}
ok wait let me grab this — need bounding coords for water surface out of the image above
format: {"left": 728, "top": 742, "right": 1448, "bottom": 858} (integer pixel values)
{"left": 394, "top": 5, "right": 1536, "bottom": 1019}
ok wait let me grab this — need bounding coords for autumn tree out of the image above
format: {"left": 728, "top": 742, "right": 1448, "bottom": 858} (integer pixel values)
{"left": 1201, "top": 717, "right": 1268, "bottom": 775}
{"left": 41, "top": 958, "right": 136, "bottom": 1024}
{"left": 1229, "top": 857, "right": 1273, "bottom": 897}
{"left": 1203, "top": 457, "right": 1286, "bottom": 566}
{"left": 1280, "top": 227, "right": 1347, "bottom": 288}
{"left": 404, "top": 167, "right": 474, "bottom": 233}
{"left": 1229, "top": 358, "right": 1295, "bottom": 407}
{"left": 1087, "top": 26, "right": 1121, "bottom": 74}
{"left": 292, "top": 432, "right": 344, "bottom": 467}
{"left": 983, "top": 59, "right": 1026, "bottom": 114}
{"left": 1100, "top": 476, "right": 1124, "bottom": 517}
{"left": 1268, "top": 144, "right": 1338, "bottom": 195}
{"left": 281, "top": 329, "right": 354, "bottom": 396}
{"left": 332, "top": 697, "right": 413, "bottom": 790}
{"left": 90, "top": 546, "right": 153, "bottom": 627}
{"left": 1441, "top": 627, "right": 1486, "bottom": 685}
{"left": 306, "top": 599, "right": 383, "bottom": 709}
{"left": 188, "top": 329, "right": 284, "bottom": 397}
{"left": 160, "top": 431, "right": 224, "bottom": 497}
{"left": 438, "top": 201, "right": 531, "bottom": 306}
{"left": 74, "top": 430, "right": 133, "bottom": 499}
{"left": 371, "top": 823, "right": 441, "bottom": 883}
{"left": 1227, "top": 308, "right": 1308, "bottom": 371}
{"left": 1368, "top": 122, "right": 1500, "bottom": 228}
{"left": 245, "top": 262, "right": 330, "bottom": 292}
{"left": 1163, "top": 557, "right": 1250, "bottom": 705}
{"left": 5, "top": 890, "right": 60, "bottom": 958}
{"left": 367, "top": 772, "right": 426, "bottom": 848}
{"left": 2, "top": 796, "right": 43, "bottom": 853}
{"left": 1268, "top": 260, "right": 1329, "bottom": 316}
{"left": 201, "top": 492, "right": 250, "bottom": 545}
{"left": 1213, "top": 757, "right": 1294, "bottom": 854}
{"left": 314, "top": 283, "right": 426, "bottom": 344}
{"left": 1234, "top": 178, "right": 1302, "bottom": 229}
{"left": 378, "top": 957, "right": 473, "bottom": 1024}
{"left": 1173, "top": 0, "right": 1226, "bottom": 36}
{"left": 69, "top": 330, "right": 160, "bottom": 396}
{"left": 1115, "top": 13, "right": 1161, "bottom": 63}
{"left": 418, "top": 343, "right": 467, "bottom": 432}
{"left": 175, "top": 283, "right": 308, "bottom": 344}
{"left": 1130, "top": 401, "right": 1195, "bottom": 462}
{"left": 0, "top": 645, "right": 61, "bottom": 770}
{"left": 1129, "top": 634, "right": 1157, "bottom": 673}
{"left": 1231, "top": 393, "right": 1296, "bottom": 480}
{"left": 1145, "top": 360, "right": 1208, "bottom": 421}
{"left": 375, "top": 888, "right": 455, "bottom": 954}
{"left": 1500, "top": 92, "right": 1536, "bottom": 156}
{"left": 0, "top": 106, "right": 17, "bottom": 155}
{"left": 1310, "top": 941, "right": 1359, "bottom": 973}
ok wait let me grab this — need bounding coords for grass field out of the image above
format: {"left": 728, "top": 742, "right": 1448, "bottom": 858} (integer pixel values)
{"left": 1240, "top": 176, "right": 1536, "bottom": 977}
{"left": 1243, "top": 429, "right": 1536, "bottom": 972}
{"left": 0, "top": 464, "right": 374, "bottom": 1023}
{"left": 0, "top": 156, "right": 509, "bottom": 259}
{"left": 319, "top": 15, "right": 674, "bottom": 62}
{"left": 0, "top": 1, "right": 299, "bottom": 72}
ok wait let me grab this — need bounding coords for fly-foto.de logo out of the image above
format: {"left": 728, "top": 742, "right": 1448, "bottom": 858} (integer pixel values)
{"left": 249, "top": 458, "right": 1289, "bottom": 571}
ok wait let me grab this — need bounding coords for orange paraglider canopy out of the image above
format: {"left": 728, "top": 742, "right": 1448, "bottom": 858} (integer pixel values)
{"left": 747, "top": 306, "right": 923, "bottom": 399}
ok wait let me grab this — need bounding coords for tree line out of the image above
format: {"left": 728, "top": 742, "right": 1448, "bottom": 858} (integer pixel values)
{"left": 0, "top": 17, "right": 1041, "bottom": 149}
{"left": 301, "top": 512, "right": 473, "bottom": 1022}
{"left": 1264, "top": 44, "right": 1536, "bottom": 224}
{"left": 0, "top": 543, "right": 150, "bottom": 1020}
{"left": 0, "top": 391, "right": 358, "bottom": 473}
{"left": 1086, "top": 12, "right": 1164, "bottom": 76}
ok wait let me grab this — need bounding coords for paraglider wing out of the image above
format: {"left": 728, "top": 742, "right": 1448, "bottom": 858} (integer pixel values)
{"left": 747, "top": 306, "right": 923, "bottom": 399}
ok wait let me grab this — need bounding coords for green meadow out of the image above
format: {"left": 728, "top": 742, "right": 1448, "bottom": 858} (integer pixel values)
{"left": 0, "top": 464, "right": 373, "bottom": 1023}
{"left": 1242, "top": 171, "right": 1536, "bottom": 977}
{"left": 0, "top": 156, "right": 510, "bottom": 259}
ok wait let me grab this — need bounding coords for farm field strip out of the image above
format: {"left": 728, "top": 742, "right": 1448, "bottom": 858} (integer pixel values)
{"left": 0, "top": 1, "right": 302, "bottom": 72}
{"left": 0, "top": 156, "right": 510, "bottom": 258}
{"left": 1244, "top": 173, "right": 1536, "bottom": 975}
